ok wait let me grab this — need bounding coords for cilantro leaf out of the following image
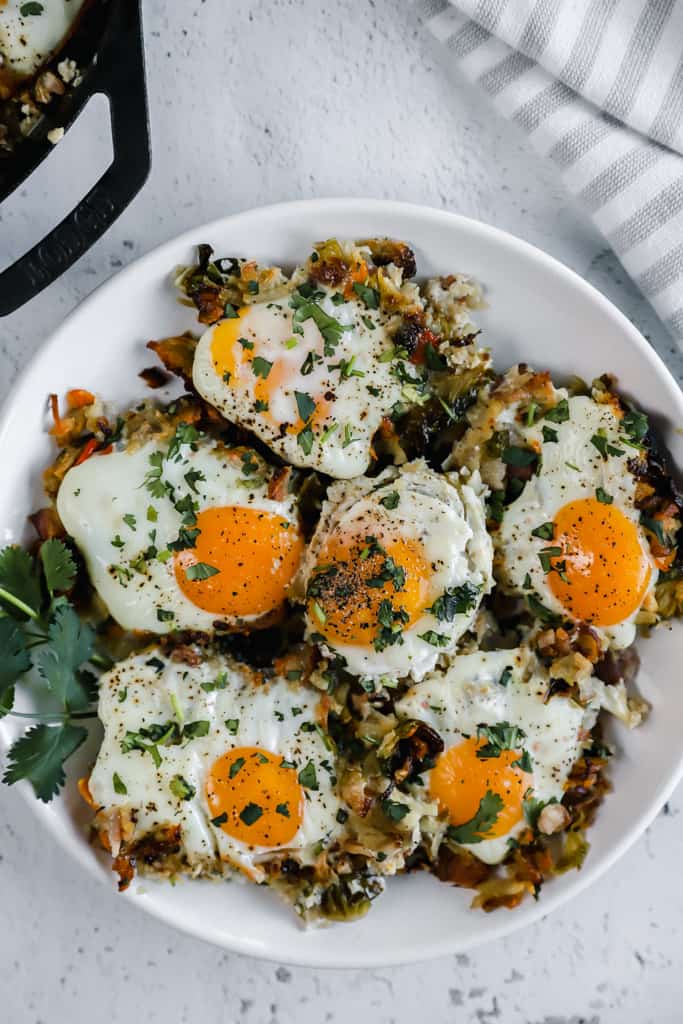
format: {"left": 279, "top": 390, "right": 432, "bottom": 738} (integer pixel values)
{"left": 446, "top": 790, "right": 504, "bottom": 844}
{"left": 381, "top": 799, "right": 410, "bottom": 822}
{"left": 297, "top": 424, "right": 314, "bottom": 456}
{"left": 298, "top": 761, "right": 318, "bottom": 790}
{"left": 476, "top": 721, "right": 526, "bottom": 759}
{"left": 252, "top": 356, "right": 273, "bottom": 379}
{"left": 502, "top": 446, "right": 537, "bottom": 467}
{"left": 523, "top": 794, "right": 557, "bottom": 830}
{"left": 379, "top": 491, "right": 400, "bottom": 510}
{"left": 428, "top": 582, "right": 480, "bottom": 622}
{"left": 294, "top": 391, "right": 316, "bottom": 422}
{"left": 167, "top": 422, "right": 200, "bottom": 462}
{"left": 543, "top": 399, "right": 569, "bottom": 423}
{"left": 34, "top": 604, "right": 95, "bottom": 712}
{"left": 0, "top": 619, "right": 31, "bottom": 716}
{"left": 170, "top": 774, "right": 196, "bottom": 801}
{"left": 0, "top": 546, "right": 41, "bottom": 619}
{"left": 184, "top": 562, "right": 220, "bottom": 581}
{"left": 240, "top": 802, "right": 263, "bottom": 826}
{"left": 289, "top": 290, "right": 349, "bottom": 355}
{"left": 39, "top": 539, "right": 76, "bottom": 598}
{"left": 622, "top": 408, "right": 648, "bottom": 444}
{"left": 352, "top": 282, "right": 380, "bottom": 309}
{"left": 418, "top": 630, "right": 451, "bottom": 647}
{"left": 3, "top": 723, "right": 87, "bottom": 802}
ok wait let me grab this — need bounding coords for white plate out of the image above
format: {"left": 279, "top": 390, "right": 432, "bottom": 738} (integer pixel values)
{"left": 1, "top": 199, "right": 682, "bottom": 968}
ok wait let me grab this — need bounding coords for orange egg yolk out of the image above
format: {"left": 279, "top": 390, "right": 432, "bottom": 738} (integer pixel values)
{"left": 308, "top": 529, "right": 432, "bottom": 647}
{"left": 430, "top": 737, "right": 530, "bottom": 839}
{"left": 206, "top": 746, "right": 304, "bottom": 847}
{"left": 546, "top": 498, "right": 651, "bottom": 627}
{"left": 174, "top": 505, "right": 303, "bottom": 618}
{"left": 210, "top": 310, "right": 331, "bottom": 433}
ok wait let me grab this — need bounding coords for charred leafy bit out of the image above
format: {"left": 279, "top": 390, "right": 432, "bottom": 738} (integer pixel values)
{"left": 139, "top": 366, "right": 171, "bottom": 390}
{"left": 147, "top": 334, "right": 198, "bottom": 386}
{"left": 594, "top": 645, "right": 640, "bottom": 687}
{"left": 377, "top": 719, "right": 445, "bottom": 785}
{"left": 357, "top": 238, "right": 417, "bottom": 278}
{"left": 434, "top": 844, "right": 493, "bottom": 888}
{"left": 318, "top": 875, "right": 383, "bottom": 922}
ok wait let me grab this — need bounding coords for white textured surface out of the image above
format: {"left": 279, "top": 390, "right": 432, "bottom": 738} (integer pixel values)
{"left": 0, "top": 1, "right": 682, "bottom": 1021}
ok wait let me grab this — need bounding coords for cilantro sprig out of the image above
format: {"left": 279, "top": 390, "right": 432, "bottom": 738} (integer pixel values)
{"left": 0, "top": 540, "right": 105, "bottom": 802}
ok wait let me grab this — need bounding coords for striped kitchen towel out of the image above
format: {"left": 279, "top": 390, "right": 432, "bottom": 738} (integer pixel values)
{"left": 416, "top": 0, "right": 683, "bottom": 346}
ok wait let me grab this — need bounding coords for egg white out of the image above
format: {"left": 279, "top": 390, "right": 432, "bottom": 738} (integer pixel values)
{"left": 496, "top": 394, "right": 657, "bottom": 649}
{"left": 298, "top": 460, "right": 493, "bottom": 681}
{"left": 56, "top": 436, "right": 301, "bottom": 633}
{"left": 396, "top": 647, "right": 598, "bottom": 864}
{"left": 89, "top": 650, "right": 344, "bottom": 881}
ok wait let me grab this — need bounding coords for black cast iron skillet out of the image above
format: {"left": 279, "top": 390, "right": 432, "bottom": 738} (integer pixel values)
{"left": 0, "top": 0, "right": 150, "bottom": 316}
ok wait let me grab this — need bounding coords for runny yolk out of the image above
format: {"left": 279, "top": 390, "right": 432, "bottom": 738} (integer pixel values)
{"left": 547, "top": 498, "right": 651, "bottom": 627}
{"left": 174, "top": 505, "right": 304, "bottom": 618}
{"left": 206, "top": 746, "right": 304, "bottom": 847}
{"left": 308, "top": 529, "right": 432, "bottom": 647}
{"left": 210, "top": 309, "right": 330, "bottom": 433}
{"left": 430, "top": 737, "right": 530, "bottom": 839}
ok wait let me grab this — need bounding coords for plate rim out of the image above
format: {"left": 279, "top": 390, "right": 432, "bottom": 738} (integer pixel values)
{"left": 2, "top": 196, "right": 682, "bottom": 968}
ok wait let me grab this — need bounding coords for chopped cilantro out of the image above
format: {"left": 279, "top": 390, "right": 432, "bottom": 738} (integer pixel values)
{"left": 544, "top": 399, "right": 569, "bottom": 423}
{"left": 170, "top": 774, "right": 195, "bottom": 801}
{"left": 502, "top": 446, "right": 537, "bottom": 467}
{"left": 428, "top": 582, "right": 480, "bottom": 622}
{"left": 298, "top": 761, "right": 318, "bottom": 790}
{"left": 531, "top": 522, "right": 555, "bottom": 540}
{"left": 239, "top": 802, "right": 263, "bottom": 826}
{"left": 379, "top": 491, "right": 400, "bottom": 510}
{"left": 418, "top": 630, "right": 451, "bottom": 647}
{"left": 446, "top": 790, "right": 504, "bottom": 844}
{"left": 381, "top": 799, "right": 410, "bottom": 822}
{"left": 185, "top": 562, "right": 220, "bottom": 582}
{"left": 297, "top": 424, "right": 314, "bottom": 456}
{"left": 294, "top": 391, "right": 316, "bottom": 422}
{"left": 112, "top": 772, "right": 127, "bottom": 795}
{"left": 499, "top": 666, "right": 513, "bottom": 688}
{"left": 352, "top": 282, "right": 380, "bottom": 309}
{"left": 252, "top": 356, "right": 273, "bottom": 379}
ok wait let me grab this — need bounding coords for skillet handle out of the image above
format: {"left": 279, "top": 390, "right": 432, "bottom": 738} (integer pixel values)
{"left": 0, "top": 0, "right": 151, "bottom": 317}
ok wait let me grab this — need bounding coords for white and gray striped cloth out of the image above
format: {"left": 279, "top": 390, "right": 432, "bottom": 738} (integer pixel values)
{"left": 416, "top": 0, "right": 683, "bottom": 347}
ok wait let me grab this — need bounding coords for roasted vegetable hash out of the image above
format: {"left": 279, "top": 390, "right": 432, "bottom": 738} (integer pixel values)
{"left": 3, "top": 237, "right": 682, "bottom": 925}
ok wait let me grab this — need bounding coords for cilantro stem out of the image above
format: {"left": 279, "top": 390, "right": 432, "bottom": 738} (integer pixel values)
{"left": 89, "top": 650, "right": 113, "bottom": 669}
{"left": 0, "top": 705, "right": 98, "bottom": 721}
{"left": 0, "top": 586, "right": 39, "bottom": 620}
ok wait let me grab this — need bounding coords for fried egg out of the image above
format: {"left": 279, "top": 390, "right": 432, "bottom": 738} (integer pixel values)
{"left": 89, "top": 649, "right": 344, "bottom": 881}
{"left": 56, "top": 432, "right": 304, "bottom": 633}
{"left": 0, "top": 0, "right": 85, "bottom": 86}
{"left": 192, "top": 285, "right": 409, "bottom": 479}
{"left": 396, "top": 648, "right": 598, "bottom": 864}
{"left": 298, "top": 460, "right": 493, "bottom": 681}
{"left": 495, "top": 394, "right": 657, "bottom": 649}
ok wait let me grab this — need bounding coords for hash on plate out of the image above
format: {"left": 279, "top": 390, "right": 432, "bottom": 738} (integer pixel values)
{"left": 3, "top": 236, "right": 681, "bottom": 926}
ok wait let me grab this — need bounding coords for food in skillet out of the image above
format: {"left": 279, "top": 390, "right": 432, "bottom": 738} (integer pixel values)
{"left": 1, "top": 237, "right": 681, "bottom": 925}
{"left": 0, "top": 0, "right": 85, "bottom": 89}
